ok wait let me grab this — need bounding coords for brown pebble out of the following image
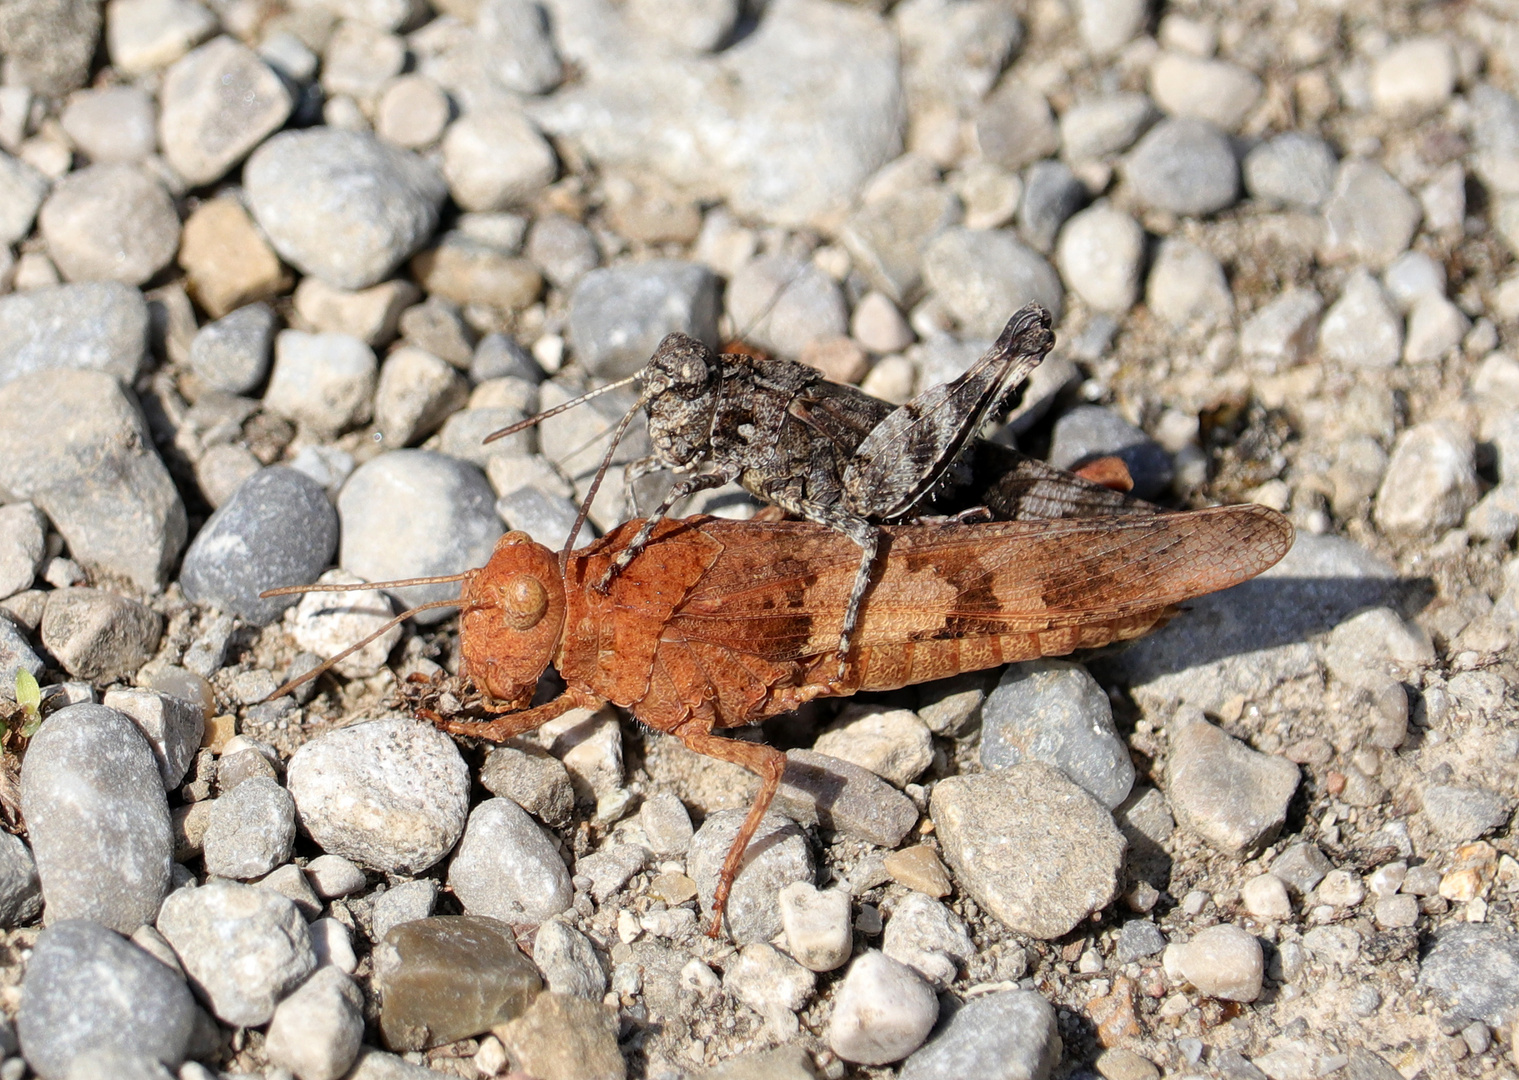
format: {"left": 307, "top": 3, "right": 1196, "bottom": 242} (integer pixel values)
{"left": 883, "top": 845, "right": 952, "bottom": 898}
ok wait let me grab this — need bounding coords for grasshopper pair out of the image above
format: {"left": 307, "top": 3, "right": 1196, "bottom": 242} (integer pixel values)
{"left": 265, "top": 308, "right": 1293, "bottom": 936}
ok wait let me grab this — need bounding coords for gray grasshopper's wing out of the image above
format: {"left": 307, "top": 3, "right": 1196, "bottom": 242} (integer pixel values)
{"left": 841, "top": 304, "right": 1055, "bottom": 521}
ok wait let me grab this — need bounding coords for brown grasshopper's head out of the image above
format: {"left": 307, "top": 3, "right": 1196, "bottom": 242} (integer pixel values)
{"left": 642, "top": 333, "right": 720, "bottom": 468}
{"left": 458, "top": 532, "right": 567, "bottom": 710}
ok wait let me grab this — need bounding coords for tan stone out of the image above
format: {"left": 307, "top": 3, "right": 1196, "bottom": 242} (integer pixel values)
{"left": 493, "top": 992, "right": 624, "bottom": 1080}
{"left": 178, "top": 197, "right": 288, "bottom": 317}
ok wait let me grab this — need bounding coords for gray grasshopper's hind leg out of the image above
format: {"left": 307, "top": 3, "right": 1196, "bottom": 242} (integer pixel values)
{"left": 594, "top": 470, "right": 731, "bottom": 593}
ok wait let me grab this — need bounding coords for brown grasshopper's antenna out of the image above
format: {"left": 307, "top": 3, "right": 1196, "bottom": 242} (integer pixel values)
{"left": 558, "top": 396, "right": 643, "bottom": 571}
{"left": 256, "top": 571, "right": 477, "bottom": 702}
{"left": 482, "top": 372, "right": 642, "bottom": 444}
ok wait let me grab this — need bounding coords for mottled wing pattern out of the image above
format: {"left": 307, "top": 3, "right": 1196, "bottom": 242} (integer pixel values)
{"left": 669, "top": 507, "right": 1292, "bottom": 661}
{"left": 947, "top": 440, "right": 1160, "bottom": 520}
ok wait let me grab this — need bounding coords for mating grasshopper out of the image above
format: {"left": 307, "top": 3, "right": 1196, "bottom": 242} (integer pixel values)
{"left": 265, "top": 506, "right": 1292, "bottom": 935}
{"left": 490, "top": 304, "right": 1068, "bottom": 678}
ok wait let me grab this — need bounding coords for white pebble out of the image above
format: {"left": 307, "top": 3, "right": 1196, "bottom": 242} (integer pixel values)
{"left": 826, "top": 951, "right": 938, "bottom": 1065}
{"left": 779, "top": 881, "right": 852, "bottom": 973}
{"left": 1166, "top": 924, "right": 1263, "bottom": 1002}
{"left": 1241, "top": 874, "right": 1292, "bottom": 920}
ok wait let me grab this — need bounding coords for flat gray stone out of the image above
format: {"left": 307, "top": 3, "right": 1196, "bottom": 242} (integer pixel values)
{"left": 158, "top": 36, "right": 293, "bottom": 185}
{"left": 246, "top": 127, "right": 448, "bottom": 290}
{"left": 687, "top": 810, "right": 813, "bottom": 944}
{"left": 0, "top": 150, "right": 46, "bottom": 247}
{"left": 202, "top": 777, "right": 297, "bottom": 880}
{"left": 1243, "top": 132, "right": 1337, "bottom": 209}
{"left": 0, "top": 370, "right": 185, "bottom": 591}
{"left": 775, "top": 749, "right": 918, "bottom": 848}
{"left": 930, "top": 763, "right": 1124, "bottom": 939}
{"left": 725, "top": 253, "right": 847, "bottom": 360}
{"left": 40, "top": 587, "right": 162, "bottom": 683}
{"left": 0, "top": 831, "right": 40, "bottom": 927}
{"left": 99, "top": 688, "right": 204, "bottom": 791}
{"left": 20, "top": 705, "right": 172, "bottom": 933}
{"left": 567, "top": 260, "right": 719, "bottom": 379}
{"left": 1418, "top": 924, "right": 1519, "bottom": 1026}
{"left": 17, "top": 920, "right": 196, "bottom": 1080}
{"left": 188, "top": 302, "right": 277, "bottom": 395}
{"left": 447, "top": 797, "right": 573, "bottom": 925}
{"left": 922, "top": 227, "right": 1063, "bottom": 337}
{"left": 285, "top": 717, "right": 470, "bottom": 875}
{"left": 1320, "top": 160, "right": 1421, "bottom": 268}
{"left": 1166, "top": 714, "right": 1298, "bottom": 854}
{"left": 156, "top": 881, "right": 315, "bottom": 1027}
{"left": 1123, "top": 117, "right": 1239, "bottom": 216}
{"left": 180, "top": 466, "right": 339, "bottom": 626}
{"left": 899, "top": 990, "right": 1060, "bottom": 1080}
{"left": 38, "top": 164, "right": 180, "bottom": 286}
{"left": 0, "top": 282, "right": 148, "bottom": 389}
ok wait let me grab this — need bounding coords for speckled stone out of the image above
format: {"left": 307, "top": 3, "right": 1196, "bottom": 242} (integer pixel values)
{"left": 687, "top": 810, "right": 814, "bottom": 944}
{"left": 447, "top": 797, "right": 573, "bottom": 924}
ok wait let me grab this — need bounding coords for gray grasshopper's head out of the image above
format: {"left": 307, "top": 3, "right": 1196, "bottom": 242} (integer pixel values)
{"left": 641, "top": 333, "right": 722, "bottom": 469}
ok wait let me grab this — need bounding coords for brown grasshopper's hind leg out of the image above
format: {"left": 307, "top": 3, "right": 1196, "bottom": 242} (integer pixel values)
{"left": 787, "top": 498, "right": 880, "bottom": 681}
{"left": 675, "top": 721, "right": 789, "bottom": 938}
{"left": 431, "top": 688, "right": 604, "bottom": 743}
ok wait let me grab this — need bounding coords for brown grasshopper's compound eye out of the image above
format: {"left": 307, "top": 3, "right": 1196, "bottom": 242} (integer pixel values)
{"left": 499, "top": 573, "right": 549, "bottom": 630}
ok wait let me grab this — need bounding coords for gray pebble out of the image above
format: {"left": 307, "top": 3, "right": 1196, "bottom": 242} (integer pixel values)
{"left": 62, "top": 1050, "right": 175, "bottom": 1080}
{"left": 776, "top": 749, "right": 918, "bottom": 848}
{"left": 1403, "top": 293, "right": 1468, "bottom": 364}
{"left": 726, "top": 254, "right": 848, "bottom": 359}
{"left": 922, "top": 227, "right": 1063, "bottom": 337}
{"left": 1123, "top": 117, "right": 1239, "bottom": 216}
{"left": 1421, "top": 783, "right": 1514, "bottom": 842}
{"left": 973, "top": 81, "right": 1058, "bottom": 172}
{"left": 687, "top": 810, "right": 813, "bottom": 944}
{"left": 398, "top": 298, "right": 475, "bottom": 367}
{"left": 305, "top": 854, "right": 366, "bottom": 900}
{"left": 1239, "top": 287, "right": 1323, "bottom": 367}
{"left": 246, "top": 127, "right": 447, "bottom": 290}
{"left": 447, "top": 797, "right": 573, "bottom": 925}
{"left": 898, "top": 990, "right": 1060, "bottom": 1080}
{"left": 931, "top": 763, "right": 1124, "bottom": 939}
{"left": 20, "top": 705, "right": 171, "bottom": 932}
{"left": 258, "top": 864, "right": 321, "bottom": 921}
{"left": 471, "top": 332, "right": 544, "bottom": 384}
{"left": 17, "top": 920, "right": 195, "bottom": 1080}
{"left": 495, "top": 485, "right": 581, "bottom": 550}
{"left": 915, "top": 673, "right": 990, "bottom": 737}
{"left": 0, "top": 615, "right": 44, "bottom": 699}
{"left": 1383, "top": 251, "right": 1447, "bottom": 312}
{"left": 0, "top": 371, "right": 185, "bottom": 591}
{"left": 575, "top": 844, "right": 647, "bottom": 903}
{"left": 1167, "top": 713, "right": 1298, "bottom": 854}
{"left": 1151, "top": 53, "right": 1261, "bottom": 132}
{"left": 981, "top": 660, "right": 1135, "bottom": 809}
{"left": 1165, "top": 923, "right": 1263, "bottom": 1001}
{"left": 100, "top": 688, "right": 204, "bottom": 791}
{"left": 38, "top": 164, "right": 180, "bottom": 286}
{"left": 262, "top": 330, "right": 378, "bottom": 437}
{"left": 567, "top": 260, "right": 720, "bottom": 379}
{"left": 374, "top": 345, "right": 469, "bottom": 446}
{"left": 0, "top": 151, "right": 46, "bottom": 247}
{"left": 639, "top": 791, "right": 694, "bottom": 856}
{"left": 480, "top": 744, "right": 575, "bottom": 829}
{"left": 475, "top": 0, "right": 563, "bottom": 91}
{"left": 624, "top": 0, "right": 738, "bottom": 51}
{"left": 159, "top": 36, "right": 293, "bottom": 185}
{"left": 826, "top": 951, "right": 938, "bottom": 1066}
{"left": 1318, "top": 270, "right": 1402, "bottom": 369}
{"left": 0, "top": 832, "right": 40, "bottom": 927}
{"left": 533, "top": 919, "right": 607, "bottom": 999}
{"left": 0, "top": 502, "right": 45, "bottom": 599}
{"left": 881, "top": 893, "right": 974, "bottom": 989}
{"left": 1242, "top": 132, "right": 1337, "bottom": 209}
{"left": 813, "top": 705, "right": 931, "bottom": 788}
{"left": 188, "top": 302, "right": 277, "bottom": 396}
{"left": 181, "top": 466, "right": 339, "bottom": 627}
{"left": 156, "top": 881, "right": 316, "bottom": 1027}
{"left": 196, "top": 444, "right": 262, "bottom": 508}
{"left": 1321, "top": 607, "right": 1433, "bottom": 686}
{"left": 217, "top": 747, "right": 278, "bottom": 793}
{"left": 1048, "top": 406, "right": 1172, "bottom": 500}
{"left": 840, "top": 185, "right": 961, "bottom": 304}
{"left": 59, "top": 85, "right": 156, "bottom": 164}
{"left": 202, "top": 777, "right": 297, "bottom": 880}
{"left": 0, "top": 281, "right": 148, "bottom": 389}
{"left": 369, "top": 878, "right": 438, "bottom": 943}
{"left": 1373, "top": 421, "right": 1479, "bottom": 536}
{"left": 1055, "top": 202, "right": 1144, "bottom": 314}
{"left": 440, "top": 107, "right": 557, "bottom": 213}
{"left": 1059, "top": 92, "right": 1156, "bottom": 161}
{"left": 1420, "top": 925, "right": 1519, "bottom": 1025}
{"left": 1270, "top": 843, "right": 1332, "bottom": 895}
{"left": 338, "top": 450, "right": 503, "bottom": 621}
{"left": 1018, "top": 160, "right": 1087, "bottom": 253}
{"left": 286, "top": 717, "right": 470, "bottom": 874}
{"left": 1145, "top": 238, "right": 1232, "bottom": 329}
{"left": 264, "top": 966, "right": 365, "bottom": 1080}
{"left": 1116, "top": 919, "right": 1166, "bottom": 963}
{"left": 1320, "top": 160, "right": 1421, "bottom": 268}
{"left": 1075, "top": 0, "right": 1146, "bottom": 54}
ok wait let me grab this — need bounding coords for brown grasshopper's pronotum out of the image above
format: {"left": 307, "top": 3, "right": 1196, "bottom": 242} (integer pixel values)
{"left": 490, "top": 304, "right": 1064, "bottom": 678}
{"left": 264, "top": 506, "right": 1293, "bottom": 936}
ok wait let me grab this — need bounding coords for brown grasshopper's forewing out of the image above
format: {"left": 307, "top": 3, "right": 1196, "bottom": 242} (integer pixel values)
{"left": 490, "top": 304, "right": 1062, "bottom": 679}
{"left": 421, "top": 505, "right": 1292, "bottom": 935}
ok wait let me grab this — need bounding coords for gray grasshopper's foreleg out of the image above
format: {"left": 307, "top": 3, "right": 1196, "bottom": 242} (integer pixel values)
{"left": 594, "top": 470, "right": 731, "bottom": 593}
{"left": 790, "top": 498, "right": 881, "bottom": 680}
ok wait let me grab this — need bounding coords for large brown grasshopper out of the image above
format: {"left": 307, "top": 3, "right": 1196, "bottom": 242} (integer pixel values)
{"left": 265, "top": 506, "right": 1292, "bottom": 936}
{"left": 491, "top": 304, "right": 1073, "bottom": 678}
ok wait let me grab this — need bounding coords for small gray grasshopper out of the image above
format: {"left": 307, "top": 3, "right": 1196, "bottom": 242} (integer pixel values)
{"left": 488, "top": 303, "right": 1073, "bottom": 677}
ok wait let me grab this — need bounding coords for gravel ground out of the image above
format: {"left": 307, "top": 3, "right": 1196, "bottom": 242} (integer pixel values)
{"left": 0, "top": 0, "right": 1516, "bottom": 1077}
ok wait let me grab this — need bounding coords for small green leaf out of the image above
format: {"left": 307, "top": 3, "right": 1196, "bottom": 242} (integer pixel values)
{"left": 14, "top": 670, "right": 39, "bottom": 715}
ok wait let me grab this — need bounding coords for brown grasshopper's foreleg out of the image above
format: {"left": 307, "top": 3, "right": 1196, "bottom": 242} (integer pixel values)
{"left": 674, "top": 721, "right": 789, "bottom": 939}
{"left": 430, "top": 688, "right": 604, "bottom": 742}
{"left": 593, "top": 470, "right": 731, "bottom": 594}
